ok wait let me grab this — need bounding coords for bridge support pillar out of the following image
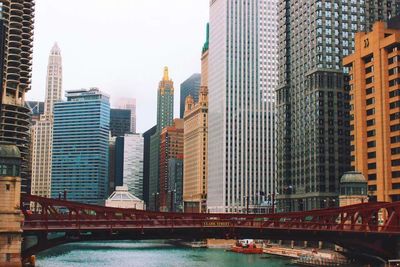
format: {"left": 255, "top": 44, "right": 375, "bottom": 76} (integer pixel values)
{"left": 0, "top": 144, "right": 23, "bottom": 267}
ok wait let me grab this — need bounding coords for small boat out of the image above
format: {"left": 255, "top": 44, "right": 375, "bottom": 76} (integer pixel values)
{"left": 230, "top": 241, "right": 263, "bottom": 254}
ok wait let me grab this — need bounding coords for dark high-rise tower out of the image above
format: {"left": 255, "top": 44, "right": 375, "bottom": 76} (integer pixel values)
{"left": 0, "top": 0, "right": 35, "bottom": 194}
{"left": 110, "top": 108, "right": 131, "bottom": 137}
{"left": 179, "top": 73, "right": 200, "bottom": 118}
{"left": 366, "top": 0, "right": 400, "bottom": 30}
{"left": 276, "top": 0, "right": 399, "bottom": 212}
{"left": 148, "top": 67, "right": 174, "bottom": 210}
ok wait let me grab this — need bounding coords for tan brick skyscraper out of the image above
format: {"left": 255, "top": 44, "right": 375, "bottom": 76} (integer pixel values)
{"left": 344, "top": 20, "right": 400, "bottom": 202}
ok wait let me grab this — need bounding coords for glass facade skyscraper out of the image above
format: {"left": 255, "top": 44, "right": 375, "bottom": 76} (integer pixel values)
{"left": 207, "top": 0, "right": 277, "bottom": 213}
{"left": 51, "top": 88, "right": 110, "bottom": 205}
{"left": 179, "top": 73, "right": 201, "bottom": 118}
{"left": 123, "top": 133, "right": 144, "bottom": 199}
{"left": 110, "top": 108, "right": 131, "bottom": 137}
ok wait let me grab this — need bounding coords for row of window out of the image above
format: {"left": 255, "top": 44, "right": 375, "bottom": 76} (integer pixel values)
{"left": 368, "top": 160, "right": 400, "bottom": 169}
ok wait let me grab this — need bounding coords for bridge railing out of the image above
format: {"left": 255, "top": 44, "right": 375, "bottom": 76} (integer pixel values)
{"left": 21, "top": 194, "right": 400, "bottom": 235}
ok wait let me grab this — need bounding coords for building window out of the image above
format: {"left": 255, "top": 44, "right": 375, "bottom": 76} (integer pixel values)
{"left": 367, "top": 130, "right": 376, "bottom": 137}
{"left": 368, "top": 163, "right": 376, "bottom": 169}
{"left": 393, "top": 183, "right": 400, "bottom": 190}
{"left": 368, "top": 152, "right": 376, "bottom": 159}
{"left": 6, "top": 253, "right": 11, "bottom": 262}
{"left": 391, "top": 124, "right": 400, "bottom": 132}
{"left": 390, "top": 89, "right": 400, "bottom": 98}
{"left": 393, "top": 171, "right": 400, "bottom": 178}
{"left": 367, "top": 141, "right": 376, "bottom": 147}
{"left": 366, "top": 87, "right": 375, "bottom": 95}
{"left": 6, "top": 184, "right": 10, "bottom": 191}
{"left": 368, "top": 174, "right": 377, "bottom": 181}
{"left": 366, "top": 77, "right": 374, "bottom": 84}
{"left": 366, "top": 98, "right": 375, "bottom": 105}
{"left": 392, "top": 159, "right": 400, "bottom": 166}
{"left": 390, "top": 100, "right": 400, "bottom": 109}
{"left": 366, "top": 119, "right": 375, "bottom": 126}
{"left": 392, "top": 147, "right": 400, "bottom": 155}
{"left": 368, "top": 185, "right": 377, "bottom": 191}
{"left": 366, "top": 108, "right": 375, "bottom": 116}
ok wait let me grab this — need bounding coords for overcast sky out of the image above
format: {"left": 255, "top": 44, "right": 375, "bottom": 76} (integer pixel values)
{"left": 30, "top": 0, "right": 209, "bottom": 133}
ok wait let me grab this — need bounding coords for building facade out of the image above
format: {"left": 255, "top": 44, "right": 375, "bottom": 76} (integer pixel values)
{"left": 207, "top": 0, "right": 277, "bottom": 213}
{"left": 0, "top": 0, "right": 35, "bottom": 194}
{"left": 123, "top": 133, "right": 144, "bottom": 199}
{"left": 115, "top": 98, "right": 136, "bottom": 134}
{"left": 201, "top": 23, "right": 209, "bottom": 87}
{"left": 276, "top": 0, "right": 400, "bottom": 212}
{"left": 0, "top": 144, "right": 23, "bottom": 267}
{"left": 143, "top": 125, "right": 156, "bottom": 207}
{"left": 30, "top": 43, "right": 62, "bottom": 198}
{"left": 159, "top": 119, "right": 184, "bottom": 211}
{"left": 108, "top": 137, "right": 116, "bottom": 194}
{"left": 180, "top": 73, "right": 201, "bottom": 118}
{"left": 51, "top": 88, "right": 110, "bottom": 205}
{"left": 183, "top": 86, "right": 208, "bottom": 213}
{"left": 25, "top": 101, "right": 44, "bottom": 122}
{"left": 365, "top": 0, "right": 400, "bottom": 31}
{"left": 149, "top": 67, "right": 174, "bottom": 210}
{"left": 276, "top": 0, "right": 360, "bottom": 212}
{"left": 168, "top": 158, "right": 183, "bottom": 212}
{"left": 344, "top": 21, "right": 400, "bottom": 202}
{"left": 110, "top": 108, "right": 131, "bottom": 137}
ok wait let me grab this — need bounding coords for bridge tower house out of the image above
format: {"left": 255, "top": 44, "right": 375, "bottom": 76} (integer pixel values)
{"left": 339, "top": 171, "right": 368, "bottom": 207}
{"left": 0, "top": 143, "right": 23, "bottom": 267}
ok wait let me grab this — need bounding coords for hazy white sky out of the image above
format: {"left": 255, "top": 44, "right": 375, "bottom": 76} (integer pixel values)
{"left": 30, "top": 0, "right": 209, "bottom": 133}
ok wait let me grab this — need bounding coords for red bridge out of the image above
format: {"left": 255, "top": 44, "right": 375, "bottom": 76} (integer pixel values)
{"left": 22, "top": 194, "right": 400, "bottom": 261}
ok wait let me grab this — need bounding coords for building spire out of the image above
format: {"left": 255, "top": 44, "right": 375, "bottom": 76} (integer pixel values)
{"left": 163, "top": 66, "right": 169, "bottom": 81}
{"left": 51, "top": 42, "right": 61, "bottom": 55}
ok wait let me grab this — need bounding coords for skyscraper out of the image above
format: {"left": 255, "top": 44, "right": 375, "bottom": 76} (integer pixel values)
{"left": 180, "top": 73, "right": 201, "bottom": 118}
{"left": 344, "top": 20, "right": 400, "bottom": 202}
{"left": 30, "top": 43, "right": 62, "bottom": 198}
{"left": 25, "top": 101, "right": 44, "bottom": 122}
{"left": 276, "top": 1, "right": 400, "bottom": 212}
{"left": 201, "top": 23, "right": 209, "bottom": 87}
{"left": 51, "top": 88, "right": 110, "bottom": 205}
{"left": 276, "top": 1, "right": 399, "bottom": 212}
{"left": 159, "top": 119, "right": 184, "bottom": 211}
{"left": 115, "top": 98, "right": 136, "bottom": 133}
{"left": 142, "top": 125, "right": 156, "bottom": 207}
{"left": 0, "top": 0, "right": 35, "bottom": 194}
{"left": 110, "top": 108, "right": 131, "bottom": 137}
{"left": 149, "top": 67, "right": 174, "bottom": 210}
{"left": 365, "top": 0, "right": 400, "bottom": 30}
{"left": 207, "top": 0, "right": 277, "bottom": 213}
{"left": 123, "top": 133, "right": 144, "bottom": 199}
{"left": 183, "top": 86, "right": 208, "bottom": 213}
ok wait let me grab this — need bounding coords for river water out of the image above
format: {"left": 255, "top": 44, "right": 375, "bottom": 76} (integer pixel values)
{"left": 35, "top": 241, "right": 296, "bottom": 267}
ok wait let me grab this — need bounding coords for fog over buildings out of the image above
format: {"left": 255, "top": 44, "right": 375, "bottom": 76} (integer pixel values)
{"left": 30, "top": 0, "right": 208, "bottom": 133}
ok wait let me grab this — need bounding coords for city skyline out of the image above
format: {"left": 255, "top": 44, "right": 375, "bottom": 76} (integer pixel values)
{"left": 29, "top": 0, "right": 209, "bottom": 133}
